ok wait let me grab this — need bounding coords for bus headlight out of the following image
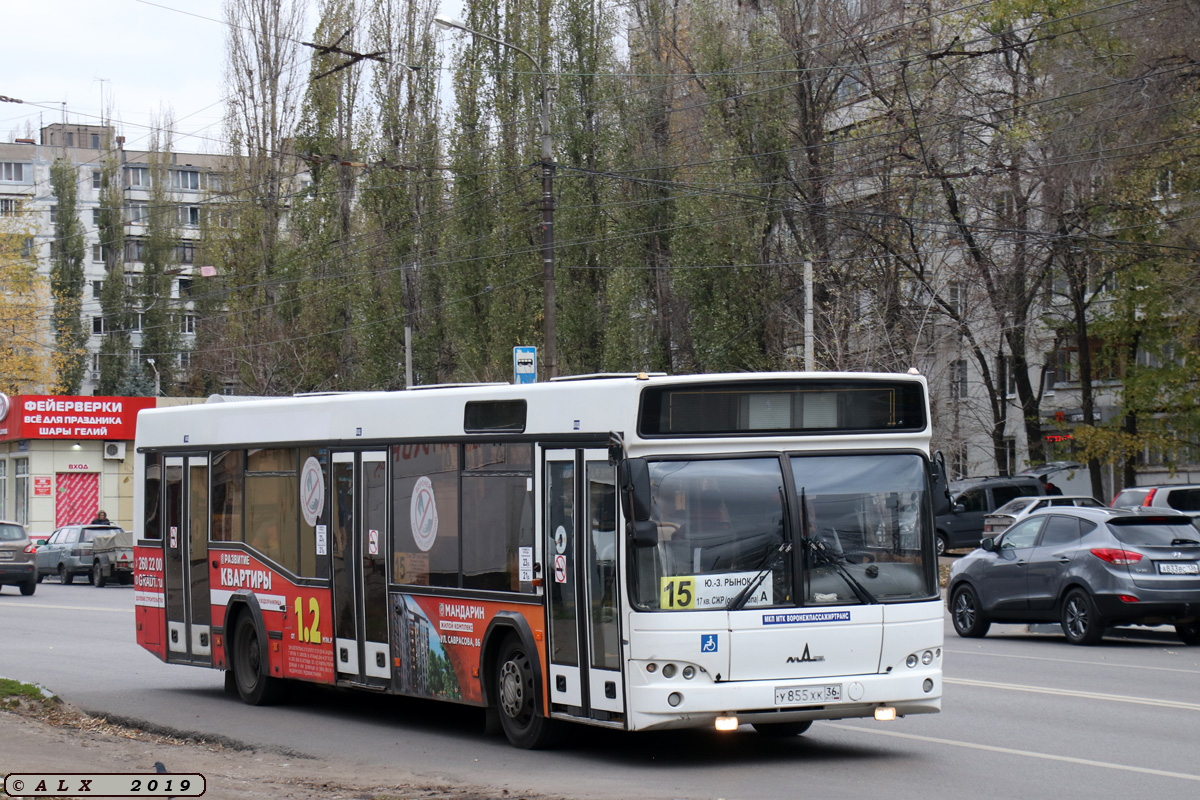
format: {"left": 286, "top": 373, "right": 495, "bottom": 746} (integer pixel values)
{"left": 662, "top": 663, "right": 677, "bottom": 678}
{"left": 682, "top": 665, "right": 695, "bottom": 679}
{"left": 906, "top": 654, "right": 919, "bottom": 668}
{"left": 921, "top": 650, "right": 934, "bottom": 665}
{"left": 668, "top": 692, "right": 683, "bottom": 707}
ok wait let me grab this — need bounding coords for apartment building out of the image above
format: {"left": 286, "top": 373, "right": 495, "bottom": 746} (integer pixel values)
{"left": 0, "top": 122, "right": 215, "bottom": 395}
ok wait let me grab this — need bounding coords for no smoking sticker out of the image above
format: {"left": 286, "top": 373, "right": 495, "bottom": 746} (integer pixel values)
{"left": 368, "top": 529, "right": 379, "bottom": 555}
{"left": 554, "top": 554, "right": 568, "bottom": 583}
{"left": 410, "top": 476, "right": 439, "bottom": 552}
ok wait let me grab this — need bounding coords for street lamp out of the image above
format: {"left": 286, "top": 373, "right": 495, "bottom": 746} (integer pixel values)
{"left": 434, "top": 14, "right": 558, "bottom": 378}
{"left": 145, "top": 358, "right": 161, "bottom": 397}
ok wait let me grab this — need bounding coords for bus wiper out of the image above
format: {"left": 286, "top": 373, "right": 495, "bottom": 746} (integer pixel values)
{"left": 727, "top": 541, "right": 792, "bottom": 611}
{"left": 799, "top": 489, "right": 878, "bottom": 605}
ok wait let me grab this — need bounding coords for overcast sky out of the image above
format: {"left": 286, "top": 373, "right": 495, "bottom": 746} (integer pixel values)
{"left": 3, "top": 1, "right": 249, "bottom": 155}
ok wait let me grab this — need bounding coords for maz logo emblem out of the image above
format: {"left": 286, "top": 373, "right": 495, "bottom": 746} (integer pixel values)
{"left": 786, "top": 644, "right": 825, "bottom": 663}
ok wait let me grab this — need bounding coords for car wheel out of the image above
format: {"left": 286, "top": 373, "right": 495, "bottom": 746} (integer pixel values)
{"left": 950, "top": 584, "right": 991, "bottom": 638}
{"left": 752, "top": 720, "right": 813, "bottom": 737}
{"left": 93, "top": 562, "right": 107, "bottom": 588}
{"left": 231, "top": 613, "right": 285, "bottom": 705}
{"left": 58, "top": 564, "right": 73, "bottom": 585}
{"left": 20, "top": 574, "right": 36, "bottom": 596}
{"left": 1061, "top": 588, "right": 1105, "bottom": 645}
{"left": 1175, "top": 621, "right": 1200, "bottom": 646}
{"left": 495, "top": 636, "right": 556, "bottom": 749}
{"left": 935, "top": 533, "right": 948, "bottom": 557}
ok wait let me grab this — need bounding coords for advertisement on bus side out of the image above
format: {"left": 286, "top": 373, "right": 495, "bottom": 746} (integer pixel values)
{"left": 390, "top": 593, "right": 542, "bottom": 705}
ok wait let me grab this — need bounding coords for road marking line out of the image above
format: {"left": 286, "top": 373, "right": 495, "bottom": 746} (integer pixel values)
{"left": 822, "top": 723, "right": 1200, "bottom": 781}
{"left": 2, "top": 602, "right": 132, "bottom": 613}
{"left": 945, "top": 677, "right": 1200, "bottom": 711}
{"left": 945, "top": 647, "right": 1200, "bottom": 676}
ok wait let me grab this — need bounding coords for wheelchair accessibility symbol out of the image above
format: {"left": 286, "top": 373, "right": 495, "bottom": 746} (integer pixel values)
{"left": 700, "top": 634, "right": 718, "bottom": 653}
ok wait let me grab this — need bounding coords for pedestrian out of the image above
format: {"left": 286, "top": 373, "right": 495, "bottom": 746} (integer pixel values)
{"left": 90, "top": 510, "right": 110, "bottom": 525}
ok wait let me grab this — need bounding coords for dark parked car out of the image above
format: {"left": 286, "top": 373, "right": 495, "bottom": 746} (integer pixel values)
{"left": 935, "top": 475, "right": 1046, "bottom": 555}
{"left": 0, "top": 520, "right": 37, "bottom": 595}
{"left": 35, "top": 524, "right": 122, "bottom": 584}
{"left": 948, "top": 507, "right": 1200, "bottom": 645}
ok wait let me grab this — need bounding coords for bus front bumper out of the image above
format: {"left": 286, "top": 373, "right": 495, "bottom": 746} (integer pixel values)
{"left": 626, "top": 667, "right": 941, "bottom": 732}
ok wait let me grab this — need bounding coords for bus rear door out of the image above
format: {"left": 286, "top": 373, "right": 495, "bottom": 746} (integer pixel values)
{"left": 544, "top": 448, "right": 624, "bottom": 723}
{"left": 162, "top": 455, "right": 212, "bottom": 665}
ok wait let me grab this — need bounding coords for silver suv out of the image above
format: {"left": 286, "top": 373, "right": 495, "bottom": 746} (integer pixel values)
{"left": 1111, "top": 485, "right": 1200, "bottom": 521}
{"left": 35, "top": 524, "right": 123, "bottom": 584}
{"left": 0, "top": 520, "right": 37, "bottom": 595}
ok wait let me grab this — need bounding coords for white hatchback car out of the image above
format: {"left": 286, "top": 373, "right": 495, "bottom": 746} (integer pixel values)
{"left": 982, "top": 495, "right": 1105, "bottom": 537}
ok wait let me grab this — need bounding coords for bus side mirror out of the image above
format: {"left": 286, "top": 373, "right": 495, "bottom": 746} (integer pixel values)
{"left": 629, "top": 520, "right": 659, "bottom": 548}
{"left": 619, "top": 458, "right": 658, "bottom": 548}
{"left": 619, "top": 458, "right": 652, "bottom": 521}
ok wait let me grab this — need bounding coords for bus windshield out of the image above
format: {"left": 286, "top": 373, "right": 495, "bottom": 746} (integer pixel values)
{"left": 630, "top": 453, "right": 935, "bottom": 610}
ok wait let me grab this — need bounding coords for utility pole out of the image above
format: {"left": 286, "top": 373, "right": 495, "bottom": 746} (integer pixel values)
{"left": 434, "top": 15, "right": 558, "bottom": 378}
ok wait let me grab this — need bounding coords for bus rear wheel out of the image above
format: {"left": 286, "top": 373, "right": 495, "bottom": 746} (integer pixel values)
{"left": 752, "top": 720, "right": 813, "bottom": 737}
{"left": 232, "top": 613, "right": 285, "bottom": 705}
{"left": 495, "top": 637, "right": 555, "bottom": 749}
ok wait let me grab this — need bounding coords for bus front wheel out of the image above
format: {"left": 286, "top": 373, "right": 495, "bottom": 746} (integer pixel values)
{"left": 495, "top": 636, "right": 555, "bottom": 749}
{"left": 231, "top": 613, "right": 284, "bottom": 705}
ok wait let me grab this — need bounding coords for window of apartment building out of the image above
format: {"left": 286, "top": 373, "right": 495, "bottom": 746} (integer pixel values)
{"left": 92, "top": 208, "right": 100, "bottom": 225}
{"left": 948, "top": 282, "right": 966, "bottom": 317}
{"left": 65, "top": 133, "right": 74, "bottom": 148}
{"left": 835, "top": 66, "right": 866, "bottom": 106}
{"left": 178, "top": 205, "right": 200, "bottom": 226}
{"left": 49, "top": 205, "right": 57, "bottom": 223}
{"left": 176, "top": 242, "right": 195, "bottom": 264}
{"left": 181, "top": 313, "right": 197, "bottom": 334}
{"left": 92, "top": 280, "right": 102, "bottom": 299}
{"left": 48, "top": 241, "right": 57, "bottom": 258}
{"left": 172, "top": 170, "right": 200, "bottom": 191}
{"left": 1, "top": 163, "right": 30, "bottom": 183}
{"left": 91, "top": 133, "right": 101, "bottom": 149}
{"left": 92, "top": 316, "right": 107, "bottom": 335}
{"left": 127, "top": 273, "right": 143, "bottom": 293}
{"left": 14, "top": 458, "right": 28, "bottom": 525}
{"left": 125, "top": 239, "right": 145, "bottom": 262}
{"left": 177, "top": 278, "right": 193, "bottom": 298}
{"left": 949, "top": 359, "right": 969, "bottom": 400}
{"left": 993, "top": 190, "right": 1014, "bottom": 222}
{"left": 1153, "top": 167, "right": 1177, "bottom": 200}
{"left": 178, "top": 350, "right": 191, "bottom": 372}
{"left": 126, "top": 167, "right": 150, "bottom": 188}
{"left": 92, "top": 353, "right": 102, "bottom": 373}
{"left": 0, "top": 197, "right": 19, "bottom": 215}
{"left": 950, "top": 445, "right": 969, "bottom": 481}
{"left": 132, "top": 312, "right": 144, "bottom": 333}
{"left": 92, "top": 243, "right": 109, "bottom": 262}
{"left": 127, "top": 202, "right": 148, "bottom": 224}
{"left": 92, "top": 170, "right": 102, "bottom": 189}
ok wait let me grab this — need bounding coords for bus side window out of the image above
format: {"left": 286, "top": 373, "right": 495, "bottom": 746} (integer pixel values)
{"left": 143, "top": 453, "right": 162, "bottom": 540}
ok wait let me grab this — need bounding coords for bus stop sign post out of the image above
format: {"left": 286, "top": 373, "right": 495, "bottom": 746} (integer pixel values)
{"left": 514, "top": 346, "right": 537, "bottom": 384}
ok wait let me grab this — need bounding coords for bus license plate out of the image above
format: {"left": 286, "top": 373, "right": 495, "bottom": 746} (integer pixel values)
{"left": 775, "top": 684, "right": 841, "bottom": 706}
{"left": 1158, "top": 562, "right": 1199, "bottom": 575}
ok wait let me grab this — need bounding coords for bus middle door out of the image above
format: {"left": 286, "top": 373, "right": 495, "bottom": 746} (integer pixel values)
{"left": 329, "top": 451, "right": 391, "bottom": 688}
{"left": 544, "top": 448, "right": 624, "bottom": 722}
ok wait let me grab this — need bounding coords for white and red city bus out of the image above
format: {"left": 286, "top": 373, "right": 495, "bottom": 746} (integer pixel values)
{"left": 134, "top": 372, "right": 943, "bottom": 748}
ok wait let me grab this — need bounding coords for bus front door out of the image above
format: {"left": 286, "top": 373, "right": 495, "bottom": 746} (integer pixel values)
{"left": 544, "top": 448, "right": 624, "bottom": 722}
{"left": 329, "top": 451, "right": 391, "bottom": 688}
{"left": 163, "top": 455, "right": 212, "bottom": 665}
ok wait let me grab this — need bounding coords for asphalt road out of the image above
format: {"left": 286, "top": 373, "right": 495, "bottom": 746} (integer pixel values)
{"left": 2, "top": 580, "right": 1198, "bottom": 800}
